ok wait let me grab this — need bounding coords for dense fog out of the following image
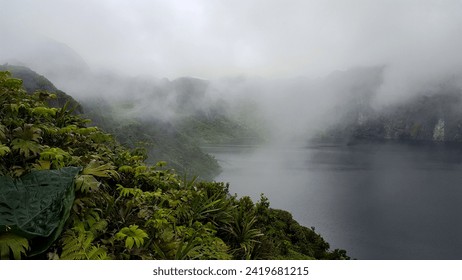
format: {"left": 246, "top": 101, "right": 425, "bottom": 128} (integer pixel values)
{"left": 3, "top": 0, "right": 462, "bottom": 261}
{"left": 2, "top": 1, "right": 462, "bottom": 142}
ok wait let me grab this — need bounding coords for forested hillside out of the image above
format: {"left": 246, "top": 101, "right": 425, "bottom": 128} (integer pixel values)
{"left": 79, "top": 74, "right": 267, "bottom": 179}
{"left": 0, "top": 64, "right": 82, "bottom": 113}
{"left": 0, "top": 71, "right": 348, "bottom": 260}
{"left": 1, "top": 64, "right": 265, "bottom": 180}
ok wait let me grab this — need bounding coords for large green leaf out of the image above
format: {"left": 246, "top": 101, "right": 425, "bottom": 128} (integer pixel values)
{"left": 82, "top": 160, "right": 119, "bottom": 178}
{"left": 75, "top": 174, "right": 100, "bottom": 193}
{"left": 11, "top": 138, "right": 41, "bottom": 158}
{"left": 0, "top": 167, "right": 81, "bottom": 256}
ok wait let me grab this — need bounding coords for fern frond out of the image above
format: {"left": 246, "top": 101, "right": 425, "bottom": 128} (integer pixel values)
{"left": 90, "top": 219, "right": 108, "bottom": 235}
{"left": 87, "top": 245, "right": 110, "bottom": 260}
{"left": 60, "top": 228, "right": 110, "bottom": 260}
{"left": 117, "top": 184, "right": 143, "bottom": 198}
{"left": 0, "top": 144, "right": 10, "bottom": 157}
{"left": 0, "top": 233, "right": 29, "bottom": 260}
{"left": 61, "top": 229, "right": 90, "bottom": 260}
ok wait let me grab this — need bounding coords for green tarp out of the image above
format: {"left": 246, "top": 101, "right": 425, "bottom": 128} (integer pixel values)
{"left": 0, "top": 167, "right": 81, "bottom": 255}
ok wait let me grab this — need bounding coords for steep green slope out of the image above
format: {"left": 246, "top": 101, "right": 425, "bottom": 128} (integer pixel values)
{"left": 82, "top": 99, "right": 222, "bottom": 180}
{"left": 0, "top": 64, "right": 82, "bottom": 113}
{"left": 80, "top": 75, "right": 266, "bottom": 179}
{"left": 0, "top": 71, "right": 348, "bottom": 260}
{"left": 0, "top": 65, "right": 223, "bottom": 180}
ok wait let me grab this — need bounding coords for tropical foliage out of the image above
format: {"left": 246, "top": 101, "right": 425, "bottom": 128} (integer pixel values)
{"left": 0, "top": 71, "right": 348, "bottom": 260}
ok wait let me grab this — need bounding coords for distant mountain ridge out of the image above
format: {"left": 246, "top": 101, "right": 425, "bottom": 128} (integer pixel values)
{"left": 0, "top": 32, "right": 89, "bottom": 86}
{"left": 0, "top": 65, "right": 221, "bottom": 179}
{"left": 0, "top": 64, "right": 265, "bottom": 179}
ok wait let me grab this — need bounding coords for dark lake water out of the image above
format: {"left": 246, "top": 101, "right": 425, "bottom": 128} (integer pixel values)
{"left": 204, "top": 142, "right": 462, "bottom": 260}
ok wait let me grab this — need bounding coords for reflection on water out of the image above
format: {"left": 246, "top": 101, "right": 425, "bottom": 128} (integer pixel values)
{"left": 204, "top": 142, "right": 462, "bottom": 259}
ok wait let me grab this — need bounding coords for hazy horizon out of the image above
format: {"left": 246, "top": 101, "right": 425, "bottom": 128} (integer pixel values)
{"left": 1, "top": 1, "right": 462, "bottom": 80}
{"left": 2, "top": 0, "right": 462, "bottom": 143}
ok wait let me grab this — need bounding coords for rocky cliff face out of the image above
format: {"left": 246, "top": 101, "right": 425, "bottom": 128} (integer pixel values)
{"left": 319, "top": 84, "right": 462, "bottom": 143}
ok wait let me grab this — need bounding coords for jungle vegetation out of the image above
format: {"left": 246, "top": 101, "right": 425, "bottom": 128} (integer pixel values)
{"left": 1, "top": 64, "right": 264, "bottom": 180}
{"left": 0, "top": 70, "right": 348, "bottom": 260}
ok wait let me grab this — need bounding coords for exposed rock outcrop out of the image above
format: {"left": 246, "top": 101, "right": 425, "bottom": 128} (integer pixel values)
{"left": 318, "top": 82, "right": 462, "bottom": 143}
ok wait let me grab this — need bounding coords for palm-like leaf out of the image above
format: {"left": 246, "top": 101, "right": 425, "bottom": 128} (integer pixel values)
{"left": 115, "top": 225, "right": 148, "bottom": 250}
{"left": 13, "top": 124, "right": 42, "bottom": 142}
{"left": 225, "top": 210, "right": 263, "bottom": 259}
{"left": 83, "top": 160, "right": 119, "bottom": 178}
{"left": 75, "top": 175, "right": 100, "bottom": 193}
{"left": 11, "top": 139, "right": 41, "bottom": 158}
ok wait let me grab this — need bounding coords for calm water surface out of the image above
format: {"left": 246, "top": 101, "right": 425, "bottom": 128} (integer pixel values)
{"left": 204, "top": 142, "right": 462, "bottom": 259}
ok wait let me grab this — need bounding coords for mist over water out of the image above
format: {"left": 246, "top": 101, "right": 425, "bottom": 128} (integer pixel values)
{"left": 3, "top": 0, "right": 462, "bottom": 260}
{"left": 208, "top": 142, "right": 462, "bottom": 259}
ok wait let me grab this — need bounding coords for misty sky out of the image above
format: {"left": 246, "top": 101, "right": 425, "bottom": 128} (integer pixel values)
{"left": 1, "top": 0, "right": 462, "bottom": 83}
